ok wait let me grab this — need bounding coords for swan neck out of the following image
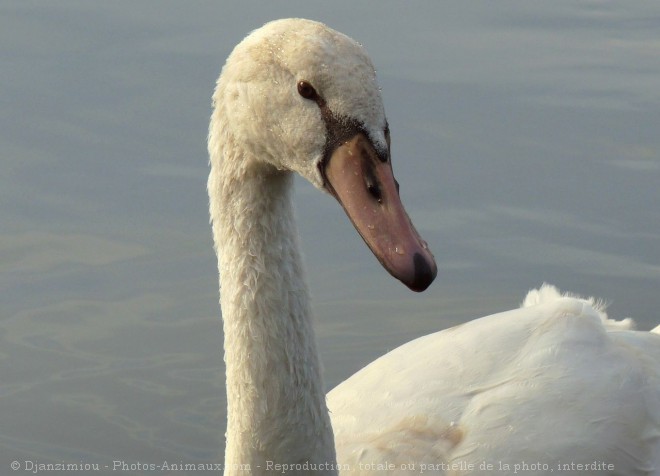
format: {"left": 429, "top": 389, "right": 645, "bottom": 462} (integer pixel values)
{"left": 209, "top": 139, "right": 337, "bottom": 474}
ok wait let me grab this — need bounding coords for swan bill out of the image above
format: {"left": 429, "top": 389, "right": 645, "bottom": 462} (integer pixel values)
{"left": 323, "top": 133, "right": 437, "bottom": 292}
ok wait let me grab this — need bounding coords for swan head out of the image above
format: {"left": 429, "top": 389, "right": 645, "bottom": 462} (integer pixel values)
{"left": 211, "top": 18, "right": 436, "bottom": 291}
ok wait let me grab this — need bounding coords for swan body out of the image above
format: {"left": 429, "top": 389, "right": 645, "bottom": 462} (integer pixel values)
{"left": 329, "top": 285, "right": 660, "bottom": 474}
{"left": 208, "top": 18, "right": 660, "bottom": 475}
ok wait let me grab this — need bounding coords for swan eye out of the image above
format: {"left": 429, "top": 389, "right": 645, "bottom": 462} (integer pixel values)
{"left": 297, "top": 80, "right": 318, "bottom": 100}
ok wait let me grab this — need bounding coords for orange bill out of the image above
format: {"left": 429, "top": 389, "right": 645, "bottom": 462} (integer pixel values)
{"left": 323, "top": 133, "right": 437, "bottom": 292}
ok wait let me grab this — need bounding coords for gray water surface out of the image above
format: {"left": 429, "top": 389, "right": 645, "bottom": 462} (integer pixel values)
{"left": 1, "top": 2, "right": 658, "bottom": 474}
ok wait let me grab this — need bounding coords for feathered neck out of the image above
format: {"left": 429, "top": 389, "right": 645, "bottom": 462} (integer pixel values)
{"left": 208, "top": 128, "right": 337, "bottom": 474}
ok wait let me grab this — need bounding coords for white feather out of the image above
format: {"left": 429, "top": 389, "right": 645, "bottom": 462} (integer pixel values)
{"left": 329, "top": 284, "right": 660, "bottom": 474}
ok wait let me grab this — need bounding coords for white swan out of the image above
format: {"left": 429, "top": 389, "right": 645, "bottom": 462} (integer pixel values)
{"left": 208, "top": 18, "right": 660, "bottom": 475}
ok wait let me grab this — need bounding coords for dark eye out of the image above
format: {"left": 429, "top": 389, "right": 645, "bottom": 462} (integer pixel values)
{"left": 297, "top": 80, "right": 318, "bottom": 100}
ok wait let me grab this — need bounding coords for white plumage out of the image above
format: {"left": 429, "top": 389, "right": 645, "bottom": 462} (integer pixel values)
{"left": 330, "top": 284, "right": 660, "bottom": 474}
{"left": 208, "top": 18, "right": 660, "bottom": 475}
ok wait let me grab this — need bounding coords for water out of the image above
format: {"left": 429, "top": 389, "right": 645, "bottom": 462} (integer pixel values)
{"left": 1, "top": 1, "right": 658, "bottom": 473}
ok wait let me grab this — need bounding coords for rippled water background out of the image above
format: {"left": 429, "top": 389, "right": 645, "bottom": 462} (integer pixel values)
{"left": 1, "top": 2, "right": 658, "bottom": 474}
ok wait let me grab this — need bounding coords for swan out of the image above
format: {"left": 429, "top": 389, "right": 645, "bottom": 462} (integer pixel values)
{"left": 208, "top": 18, "right": 660, "bottom": 475}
